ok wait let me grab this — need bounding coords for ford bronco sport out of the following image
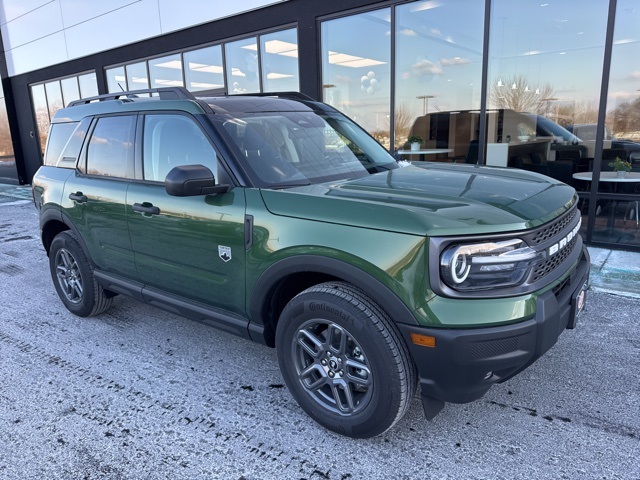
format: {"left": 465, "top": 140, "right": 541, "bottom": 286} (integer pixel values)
{"left": 32, "top": 87, "right": 590, "bottom": 438}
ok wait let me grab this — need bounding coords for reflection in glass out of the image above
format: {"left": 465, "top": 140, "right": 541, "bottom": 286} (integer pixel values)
{"left": 30, "top": 84, "right": 49, "bottom": 155}
{"left": 61, "top": 77, "right": 80, "bottom": 106}
{"left": 44, "top": 81, "right": 63, "bottom": 120}
{"left": 184, "top": 45, "right": 225, "bottom": 92}
{"left": 106, "top": 66, "right": 127, "bottom": 93}
{"left": 0, "top": 97, "right": 17, "bottom": 181}
{"left": 395, "top": 0, "right": 484, "bottom": 156}
{"left": 595, "top": 0, "right": 640, "bottom": 248}
{"left": 79, "top": 73, "right": 98, "bottom": 98}
{"left": 487, "top": 0, "right": 607, "bottom": 175}
{"left": 149, "top": 54, "right": 184, "bottom": 89}
{"left": 126, "top": 62, "right": 149, "bottom": 90}
{"left": 260, "top": 28, "right": 299, "bottom": 93}
{"left": 225, "top": 37, "right": 260, "bottom": 94}
{"left": 322, "top": 9, "right": 391, "bottom": 148}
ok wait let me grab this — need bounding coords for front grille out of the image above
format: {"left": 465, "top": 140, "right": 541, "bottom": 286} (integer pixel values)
{"left": 530, "top": 207, "right": 577, "bottom": 245}
{"left": 531, "top": 235, "right": 579, "bottom": 282}
{"left": 524, "top": 203, "right": 581, "bottom": 285}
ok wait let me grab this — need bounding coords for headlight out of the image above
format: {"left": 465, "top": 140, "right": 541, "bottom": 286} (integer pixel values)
{"left": 440, "top": 238, "right": 541, "bottom": 292}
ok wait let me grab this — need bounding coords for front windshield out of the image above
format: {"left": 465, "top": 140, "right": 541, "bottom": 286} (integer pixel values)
{"left": 533, "top": 115, "right": 581, "bottom": 143}
{"left": 220, "top": 110, "right": 397, "bottom": 187}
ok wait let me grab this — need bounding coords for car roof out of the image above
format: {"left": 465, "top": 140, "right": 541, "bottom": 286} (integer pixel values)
{"left": 51, "top": 87, "right": 322, "bottom": 123}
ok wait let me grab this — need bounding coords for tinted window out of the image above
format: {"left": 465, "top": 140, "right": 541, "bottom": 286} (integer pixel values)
{"left": 58, "top": 117, "right": 92, "bottom": 168}
{"left": 44, "top": 122, "right": 77, "bottom": 166}
{"left": 143, "top": 114, "right": 216, "bottom": 182}
{"left": 86, "top": 116, "right": 136, "bottom": 178}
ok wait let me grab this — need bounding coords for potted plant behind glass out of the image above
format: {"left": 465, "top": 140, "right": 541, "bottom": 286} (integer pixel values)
{"left": 609, "top": 157, "right": 632, "bottom": 178}
{"left": 408, "top": 135, "right": 423, "bottom": 151}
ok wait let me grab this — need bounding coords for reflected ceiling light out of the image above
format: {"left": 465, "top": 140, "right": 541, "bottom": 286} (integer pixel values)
{"left": 412, "top": 1, "right": 443, "bottom": 12}
{"left": 154, "top": 79, "right": 184, "bottom": 86}
{"left": 243, "top": 40, "right": 299, "bottom": 57}
{"left": 540, "top": 3, "right": 549, "bottom": 6}
{"left": 231, "top": 68, "right": 246, "bottom": 77}
{"left": 114, "top": 75, "right": 126, "bottom": 82}
{"left": 614, "top": 38, "right": 636, "bottom": 44}
{"left": 153, "top": 60, "right": 183, "bottom": 70}
{"left": 188, "top": 62, "right": 224, "bottom": 74}
{"left": 328, "top": 51, "right": 386, "bottom": 68}
{"left": 131, "top": 77, "right": 149, "bottom": 84}
{"left": 267, "top": 72, "right": 294, "bottom": 79}
{"left": 189, "top": 82, "right": 224, "bottom": 89}
{"left": 559, "top": 52, "right": 567, "bottom": 55}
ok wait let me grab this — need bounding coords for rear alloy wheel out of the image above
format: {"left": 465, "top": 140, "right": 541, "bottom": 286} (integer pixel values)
{"left": 49, "top": 231, "right": 112, "bottom": 317}
{"left": 276, "top": 281, "right": 417, "bottom": 438}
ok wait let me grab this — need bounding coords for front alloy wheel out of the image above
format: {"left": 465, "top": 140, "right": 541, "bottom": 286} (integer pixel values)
{"left": 293, "top": 319, "right": 373, "bottom": 415}
{"left": 276, "top": 281, "right": 417, "bottom": 438}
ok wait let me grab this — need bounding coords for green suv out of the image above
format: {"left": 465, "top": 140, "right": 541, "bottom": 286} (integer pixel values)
{"left": 33, "top": 88, "right": 590, "bottom": 438}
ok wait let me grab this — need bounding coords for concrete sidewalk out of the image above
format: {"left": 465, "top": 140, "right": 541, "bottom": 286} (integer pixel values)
{"left": 1, "top": 183, "right": 639, "bottom": 298}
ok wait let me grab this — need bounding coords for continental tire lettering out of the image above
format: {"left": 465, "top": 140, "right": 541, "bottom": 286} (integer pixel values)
{"left": 308, "top": 302, "right": 354, "bottom": 324}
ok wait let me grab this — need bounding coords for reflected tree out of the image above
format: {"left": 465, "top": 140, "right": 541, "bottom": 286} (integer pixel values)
{"left": 490, "top": 75, "right": 554, "bottom": 113}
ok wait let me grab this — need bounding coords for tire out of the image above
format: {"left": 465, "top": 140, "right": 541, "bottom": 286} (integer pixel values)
{"left": 276, "top": 281, "right": 417, "bottom": 438}
{"left": 49, "top": 231, "right": 113, "bottom": 317}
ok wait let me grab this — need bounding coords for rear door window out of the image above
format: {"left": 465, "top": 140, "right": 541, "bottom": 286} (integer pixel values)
{"left": 85, "top": 115, "right": 136, "bottom": 178}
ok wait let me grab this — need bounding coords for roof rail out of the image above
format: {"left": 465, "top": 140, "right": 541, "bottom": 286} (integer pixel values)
{"left": 67, "top": 87, "right": 196, "bottom": 107}
{"left": 233, "top": 91, "right": 316, "bottom": 102}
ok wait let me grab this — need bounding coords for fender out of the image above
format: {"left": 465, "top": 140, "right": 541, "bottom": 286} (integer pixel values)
{"left": 249, "top": 255, "right": 420, "bottom": 335}
{"left": 39, "top": 207, "right": 93, "bottom": 264}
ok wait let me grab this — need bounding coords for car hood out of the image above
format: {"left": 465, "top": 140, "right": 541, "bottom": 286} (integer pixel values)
{"left": 259, "top": 164, "right": 577, "bottom": 236}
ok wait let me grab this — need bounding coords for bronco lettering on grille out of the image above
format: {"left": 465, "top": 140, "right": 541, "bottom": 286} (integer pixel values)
{"left": 548, "top": 217, "right": 581, "bottom": 257}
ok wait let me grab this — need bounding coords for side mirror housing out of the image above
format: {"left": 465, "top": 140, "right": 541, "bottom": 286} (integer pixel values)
{"left": 165, "top": 164, "right": 231, "bottom": 196}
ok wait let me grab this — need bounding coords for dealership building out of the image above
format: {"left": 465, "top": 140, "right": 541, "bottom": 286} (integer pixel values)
{"left": 0, "top": 0, "right": 638, "bottom": 250}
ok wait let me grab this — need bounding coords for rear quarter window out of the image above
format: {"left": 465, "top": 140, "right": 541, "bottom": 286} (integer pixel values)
{"left": 44, "top": 122, "right": 78, "bottom": 166}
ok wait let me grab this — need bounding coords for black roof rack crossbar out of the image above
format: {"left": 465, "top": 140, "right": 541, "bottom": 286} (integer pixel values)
{"left": 67, "top": 87, "right": 196, "bottom": 107}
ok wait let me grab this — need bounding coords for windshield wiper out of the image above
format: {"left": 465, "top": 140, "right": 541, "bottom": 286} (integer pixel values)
{"left": 268, "top": 180, "right": 312, "bottom": 189}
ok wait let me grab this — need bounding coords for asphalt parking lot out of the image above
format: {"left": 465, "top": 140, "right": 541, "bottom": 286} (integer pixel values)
{"left": 1, "top": 198, "right": 639, "bottom": 480}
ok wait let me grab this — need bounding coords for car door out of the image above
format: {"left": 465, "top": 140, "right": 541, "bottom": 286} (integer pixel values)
{"left": 126, "top": 112, "right": 246, "bottom": 315}
{"left": 63, "top": 114, "right": 139, "bottom": 279}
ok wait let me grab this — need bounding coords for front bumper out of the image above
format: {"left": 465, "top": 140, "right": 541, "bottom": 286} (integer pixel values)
{"left": 397, "top": 245, "right": 590, "bottom": 416}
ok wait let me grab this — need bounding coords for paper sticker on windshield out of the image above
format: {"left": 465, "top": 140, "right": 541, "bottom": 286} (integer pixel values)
{"left": 218, "top": 246, "right": 231, "bottom": 262}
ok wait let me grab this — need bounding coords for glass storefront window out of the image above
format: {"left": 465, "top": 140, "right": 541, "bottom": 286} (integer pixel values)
{"left": 149, "top": 54, "right": 184, "bottom": 89}
{"left": 0, "top": 80, "right": 17, "bottom": 182}
{"left": 30, "top": 83, "right": 49, "bottom": 155}
{"left": 79, "top": 73, "right": 98, "bottom": 98}
{"left": 260, "top": 28, "right": 299, "bottom": 93}
{"left": 487, "top": 1, "right": 608, "bottom": 171}
{"left": 593, "top": 0, "right": 640, "bottom": 247}
{"left": 322, "top": 9, "right": 391, "bottom": 149}
{"left": 184, "top": 45, "right": 225, "bottom": 92}
{"left": 60, "top": 77, "right": 80, "bottom": 106}
{"left": 106, "top": 66, "right": 127, "bottom": 93}
{"left": 126, "top": 62, "right": 149, "bottom": 90}
{"left": 44, "top": 81, "right": 63, "bottom": 120}
{"left": 225, "top": 37, "right": 260, "bottom": 94}
{"left": 395, "top": 0, "right": 484, "bottom": 158}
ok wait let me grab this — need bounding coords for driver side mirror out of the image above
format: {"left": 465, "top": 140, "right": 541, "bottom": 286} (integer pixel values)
{"left": 165, "top": 164, "right": 231, "bottom": 196}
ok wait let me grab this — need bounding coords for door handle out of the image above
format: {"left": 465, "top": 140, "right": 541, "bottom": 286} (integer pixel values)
{"left": 69, "top": 192, "right": 88, "bottom": 203}
{"left": 133, "top": 202, "right": 160, "bottom": 216}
